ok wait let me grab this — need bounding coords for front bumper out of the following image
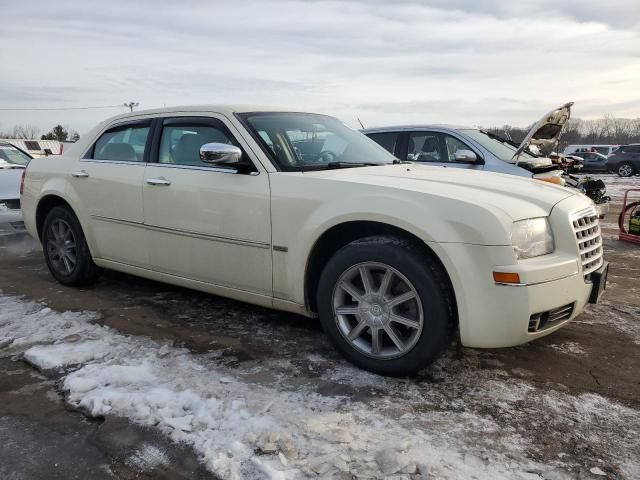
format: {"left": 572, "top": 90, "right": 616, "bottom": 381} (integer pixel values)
{"left": 429, "top": 241, "right": 594, "bottom": 348}
{"left": 428, "top": 194, "right": 606, "bottom": 348}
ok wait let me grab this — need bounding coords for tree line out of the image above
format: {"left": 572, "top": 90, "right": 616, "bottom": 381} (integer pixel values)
{"left": 0, "top": 124, "right": 80, "bottom": 142}
{"left": 2, "top": 115, "right": 640, "bottom": 149}
{"left": 487, "top": 115, "right": 640, "bottom": 150}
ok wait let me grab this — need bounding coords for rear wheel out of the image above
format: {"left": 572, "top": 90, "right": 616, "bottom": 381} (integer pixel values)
{"left": 617, "top": 162, "right": 635, "bottom": 177}
{"left": 42, "top": 206, "right": 101, "bottom": 286}
{"left": 317, "top": 236, "right": 454, "bottom": 376}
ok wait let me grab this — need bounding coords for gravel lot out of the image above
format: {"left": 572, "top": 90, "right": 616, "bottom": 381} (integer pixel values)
{"left": 0, "top": 174, "right": 639, "bottom": 479}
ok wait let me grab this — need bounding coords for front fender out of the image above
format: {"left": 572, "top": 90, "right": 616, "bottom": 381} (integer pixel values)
{"left": 270, "top": 174, "right": 513, "bottom": 307}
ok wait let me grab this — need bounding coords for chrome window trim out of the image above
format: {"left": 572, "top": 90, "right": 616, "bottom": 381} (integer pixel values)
{"left": 80, "top": 159, "right": 145, "bottom": 166}
{"left": 149, "top": 162, "right": 259, "bottom": 176}
{"left": 78, "top": 159, "right": 259, "bottom": 175}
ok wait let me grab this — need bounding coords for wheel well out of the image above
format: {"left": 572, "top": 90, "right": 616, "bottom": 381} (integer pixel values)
{"left": 36, "top": 195, "right": 72, "bottom": 240}
{"left": 305, "top": 221, "right": 457, "bottom": 322}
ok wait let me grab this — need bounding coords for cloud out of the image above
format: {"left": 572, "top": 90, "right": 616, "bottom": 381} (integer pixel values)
{"left": 0, "top": 0, "right": 638, "bottom": 133}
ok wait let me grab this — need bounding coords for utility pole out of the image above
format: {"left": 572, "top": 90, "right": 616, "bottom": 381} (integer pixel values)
{"left": 123, "top": 101, "right": 139, "bottom": 112}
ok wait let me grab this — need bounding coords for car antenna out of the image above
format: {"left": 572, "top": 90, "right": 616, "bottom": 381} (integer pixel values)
{"left": 357, "top": 117, "right": 365, "bottom": 129}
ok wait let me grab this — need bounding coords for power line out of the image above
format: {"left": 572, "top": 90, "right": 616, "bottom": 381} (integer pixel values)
{"left": 0, "top": 105, "right": 125, "bottom": 112}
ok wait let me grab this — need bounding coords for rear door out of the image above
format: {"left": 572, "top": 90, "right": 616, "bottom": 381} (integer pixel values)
{"left": 71, "top": 119, "right": 152, "bottom": 267}
{"left": 142, "top": 115, "right": 272, "bottom": 297}
{"left": 365, "top": 132, "right": 402, "bottom": 157}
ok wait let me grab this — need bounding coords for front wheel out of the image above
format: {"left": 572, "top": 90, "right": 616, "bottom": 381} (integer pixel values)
{"left": 317, "top": 236, "right": 454, "bottom": 376}
{"left": 42, "top": 206, "right": 101, "bottom": 286}
{"left": 617, "top": 162, "right": 635, "bottom": 177}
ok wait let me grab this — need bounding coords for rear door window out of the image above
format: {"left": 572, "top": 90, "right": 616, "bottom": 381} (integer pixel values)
{"left": 366, "top": 132, "right": 399, "bottom": 155}
{"left": 93, "top": 122, "right": 151, "bottom": 162}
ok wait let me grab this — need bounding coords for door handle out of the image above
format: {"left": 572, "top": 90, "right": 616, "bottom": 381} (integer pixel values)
{"left": 71, "top": 170, "right": 89, "bottom": 178}
{"left": 146, "top": 177, "right": 171, "bottom": 186}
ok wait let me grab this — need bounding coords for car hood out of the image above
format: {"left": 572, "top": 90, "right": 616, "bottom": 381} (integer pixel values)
{"left": 0, "top": 168, "right": 23, "bottom": 200}
{"left": 305, "top": 163, "right": 576, "bottom": 220}
{"left": 513, "top": 102, "right": 573, "bottom": 163}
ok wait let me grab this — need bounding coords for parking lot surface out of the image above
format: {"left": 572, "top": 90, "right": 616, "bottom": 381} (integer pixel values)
{"left": 1, "top": 174, "right": 639, "bottom": 479}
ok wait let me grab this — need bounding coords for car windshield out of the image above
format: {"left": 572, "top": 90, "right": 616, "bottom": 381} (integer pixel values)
{"left": 458, "top": 129, "right": 535, "bottom": 163}
{"left": 0, "top": 144, "right": 31, "bottom": 166}
{"left": 240, "top": 112, "right": 397, "bottom": 171}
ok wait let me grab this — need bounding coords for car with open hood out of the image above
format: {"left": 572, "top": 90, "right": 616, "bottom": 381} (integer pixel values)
{"left": 0, "top": 142, "right": 31, "bottom": 235}
{"left": 20, "top": 106, "right": 607, "bottom": 376}
{"left": 363, "top": 103, "right": 609, "bottom": 216}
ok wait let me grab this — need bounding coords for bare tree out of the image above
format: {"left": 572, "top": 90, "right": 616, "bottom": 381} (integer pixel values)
{"left": 489, "top": 115, "right": 640, "bottom": 150}
{"left": 8, "top": 124, "right": 40, "bottom": 139}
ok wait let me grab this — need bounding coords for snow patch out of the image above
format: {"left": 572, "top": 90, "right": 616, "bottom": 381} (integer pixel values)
{"left": 126, "top": 444, "right": 170, "bottom": 471}
{"left": 1, "top": 293, "right": 639, "bottom": 479}
{"left": 547, "top": 341, "right": 586, "bottom": 356}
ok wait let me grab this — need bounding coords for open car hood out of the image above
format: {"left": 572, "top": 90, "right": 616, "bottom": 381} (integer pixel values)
{"left": 513, "top": 102, "right": 573, "bottom": 164}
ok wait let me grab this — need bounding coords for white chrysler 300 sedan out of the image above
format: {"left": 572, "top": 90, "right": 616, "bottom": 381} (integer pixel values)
{"left": 20, "top": 106, "right": 607, "bottom": 375}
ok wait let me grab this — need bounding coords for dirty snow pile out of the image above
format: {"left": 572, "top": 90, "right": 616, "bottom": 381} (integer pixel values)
{"left": 1, "top": 293, "right": 639, "bottom": 479}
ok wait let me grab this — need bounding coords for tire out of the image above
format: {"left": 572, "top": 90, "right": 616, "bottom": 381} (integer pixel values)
{"left": 617, "top": 162, "right": 635, "bottom": 177}
{"left": 316, "top": 235, "right": 454, "bottom": 376}
{"left": 42, "top": 206, "right": 101, "bottom": 286}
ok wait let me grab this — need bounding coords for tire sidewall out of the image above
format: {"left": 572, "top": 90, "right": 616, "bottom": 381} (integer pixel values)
{"left": 42, "top": 206, "right": 94, "bottom": 286}
{"left": 317, "top": 238, "right": 452, "bottom": 376}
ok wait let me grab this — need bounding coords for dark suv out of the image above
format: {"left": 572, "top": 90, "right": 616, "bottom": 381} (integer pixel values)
{"left": 606, "top": 144, "right": 640, "bottom": 177}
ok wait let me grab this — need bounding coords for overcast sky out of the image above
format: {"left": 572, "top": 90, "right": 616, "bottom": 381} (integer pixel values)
{"left": 1, "top": 0, "right": 639, "bottom": 135}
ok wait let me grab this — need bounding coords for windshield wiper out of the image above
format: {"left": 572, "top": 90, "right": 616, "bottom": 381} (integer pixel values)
{"left": 325, "top": 161, "right": 383, "bottom": 169}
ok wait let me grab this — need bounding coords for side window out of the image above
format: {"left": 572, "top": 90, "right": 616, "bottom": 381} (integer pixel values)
{"left": 444, "top": 134, "right": 473, "bottom": 162}
{"left": 367, "top": 132, "right": 398, "bottom": 154}
{"left": 158, "top": 123, "right": 237, "bottom": 167}
{"left": 94, "top": 124, "right": 150, "bottom": 162}
{"left": 407, "top": 132, "right": 445, "bottom": 162}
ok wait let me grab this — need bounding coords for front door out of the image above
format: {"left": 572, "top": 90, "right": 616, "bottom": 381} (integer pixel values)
{"left": 71, "top": 119, "right": 152, "bottom": 267}
{"left": 405, "top": 131, "right": 484, "bottom": 170}
{"left": 142, "top": 116, "right": 272, "bottom": 297}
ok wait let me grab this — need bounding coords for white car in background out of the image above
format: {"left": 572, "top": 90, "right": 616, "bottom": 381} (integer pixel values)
{"left": 21, "top": 106, "right": 607, "bottom": 375}
{"left": 0, "top": 142, "right": 31, "bottom": 235}
{"left": 563, "top": 144, "right": 619, "bottom": 157}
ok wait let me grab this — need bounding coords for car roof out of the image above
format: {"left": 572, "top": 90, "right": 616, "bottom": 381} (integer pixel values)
{"left": 102, "top": 105, "right": 326, "bottom": 124}
{"left": 361, "top": 125, "right": 474, "bottom": 134}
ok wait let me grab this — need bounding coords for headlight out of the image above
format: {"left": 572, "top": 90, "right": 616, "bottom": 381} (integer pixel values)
{"left": 511, "top": 218, "right": 554, "bottom": 259}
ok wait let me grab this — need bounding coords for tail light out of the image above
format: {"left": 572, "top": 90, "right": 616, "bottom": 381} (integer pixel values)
{"left": 20, "top": 168, "right": 26, "bottom": 195}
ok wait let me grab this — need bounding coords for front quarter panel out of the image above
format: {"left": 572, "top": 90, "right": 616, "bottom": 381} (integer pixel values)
{"left": 269, "top": 172, "right": 514, "bottom": 306}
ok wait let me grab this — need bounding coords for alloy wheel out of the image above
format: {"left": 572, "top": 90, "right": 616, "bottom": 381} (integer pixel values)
{"left": 332, "top": 262, "right": 424, "bottom": 359}
{"left": 46, "top": 218, "right": 78, "bottom": 275}
{"left": 619, "top": 164, "right": 634, "bottom": 177}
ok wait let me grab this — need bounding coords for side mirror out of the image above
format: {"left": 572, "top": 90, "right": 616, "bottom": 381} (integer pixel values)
{"left": 199, "top": 143, "right": 243, "bottom": 167}
{"left": 454, "top": 149, "right": 478, "bottom": 163}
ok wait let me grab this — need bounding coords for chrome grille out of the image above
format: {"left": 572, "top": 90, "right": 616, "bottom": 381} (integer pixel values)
{"left": 571, "top": 206, "right": 603, "bottom": 278}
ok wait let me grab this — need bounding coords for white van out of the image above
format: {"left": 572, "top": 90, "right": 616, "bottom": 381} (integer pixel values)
{"left": 563, "top": 145, "right": 619, "bottom": 157}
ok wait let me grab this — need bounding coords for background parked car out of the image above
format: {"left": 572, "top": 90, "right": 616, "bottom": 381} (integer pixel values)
{"left": 363, "top": 103, "right": 610, "bottom": 216}
{"left": 606, "top": 143, "right": 640, "bottom": 177}
{"left": 562, "top": 144, "right": 619, "bottom": 157}
{"left": 566, "top": 149, "right": 609, "bottom": 172}
{"left": 0, "top": 142, "right": 31, "bottom": 235}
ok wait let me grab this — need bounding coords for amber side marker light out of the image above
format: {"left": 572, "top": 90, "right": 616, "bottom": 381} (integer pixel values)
{"left": 493, "top": 272, "right": 521, "bottom": 284}
{"left": 538, "top": 176, "right": 563, "bottom": 185}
